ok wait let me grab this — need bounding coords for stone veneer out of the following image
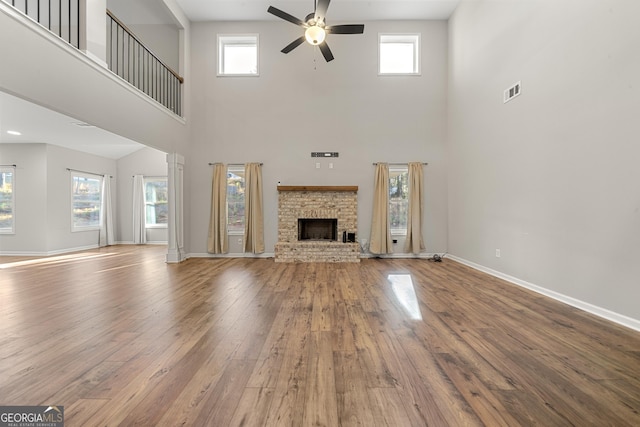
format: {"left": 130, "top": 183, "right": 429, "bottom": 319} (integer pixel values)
{"left": 275, "top": 186, "right": 360, "bottom": 262}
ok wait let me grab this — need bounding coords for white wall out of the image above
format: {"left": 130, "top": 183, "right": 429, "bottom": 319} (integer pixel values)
{"left": 188, "top": 20, "right": 449, "bottom": 256}
{"left": 0, "top": 144, "right": 48, "bottom": 254}
{"left": 448, "top": 0, "right": 640, "bottom": 322}
{"left": 126, "top": 24, "right": 180, "bottom": 71}
{"left": 116, "top": 146, "right": 168, "bottom": 243}
{"left": 0, "top": 143, "right": 116, "bottom": 255}
{"left": 46, "top": 145, "right": 117, "bottom": 252}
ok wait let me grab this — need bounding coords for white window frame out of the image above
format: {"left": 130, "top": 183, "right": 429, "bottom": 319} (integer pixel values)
{"left": 71, "top": 172, "right": 103, "bottom": 232}
{"left": 0, "top": 166, "right": 15, "bottom": 234}
{"left": 227, "top": 165, "right": 245, "bottom": 235}
{"left": 217, "top": 34, "right": 260, "bottom": 77}
{"left": 389, "top": 165, "right": 409, "bottom": 236}
{"left": 144, "top": 177, "right": 168, "bottom": 229}
{"left": 378, "top": 33, "right": 421, "bottom": 76}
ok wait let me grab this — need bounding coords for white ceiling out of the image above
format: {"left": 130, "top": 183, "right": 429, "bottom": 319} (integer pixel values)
{"left": 0, "top": 90, "right": 144, "bottom": 159}
{"left": 2, "top": 0, "right": 461, "bottom": 160}
{"left": 174, "top": 0, "right": 462, "bottom": 22}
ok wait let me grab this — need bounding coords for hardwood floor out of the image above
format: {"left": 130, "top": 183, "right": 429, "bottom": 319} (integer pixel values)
{"left": 1, "top": 245, "right": 639, "bottom": 426}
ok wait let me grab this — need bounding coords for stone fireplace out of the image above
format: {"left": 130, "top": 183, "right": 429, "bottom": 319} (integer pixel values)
{"left": 275, "top": 186, "right": 359, "bottom": 262}
{"left": 298, "top": 218, "right": 338, "bottom": 241}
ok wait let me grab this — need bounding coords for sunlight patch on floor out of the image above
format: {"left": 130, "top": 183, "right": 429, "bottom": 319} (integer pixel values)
{"left": 388, "top": 274, "right": 423, "bottom": 320}
{"left": 0, "top": 252, "right": 114, "bottom": 269}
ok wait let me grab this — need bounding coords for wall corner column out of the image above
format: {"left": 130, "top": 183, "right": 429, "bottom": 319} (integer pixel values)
{"left": 166, "top": 153, "right": 185, "bottom": 263}
{"left": 79, "top": 0, "right": 107, "bottom": 67}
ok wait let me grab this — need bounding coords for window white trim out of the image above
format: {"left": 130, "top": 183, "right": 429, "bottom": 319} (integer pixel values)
{"left": 217, "top": 34, "right": 260, "bottom": 77}
{"left": 227, "top": 165, "right": 245, "bottom": 235}
{"left": 378, "top": 33, "right": 421, "bottom": 76}
{"left": 389, "top": 165, "right": 409, "bottom": 236}
{"left": 0, "top": 166, "right": 15, "bottom": 234}
{"left": 70, "top": 172, "right": 103, "bottom": 232}
{"left": 143, "top": 176, "right": 168, "bottom": 229}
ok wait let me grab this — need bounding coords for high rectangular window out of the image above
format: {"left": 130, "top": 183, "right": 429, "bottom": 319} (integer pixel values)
{"left": 144, "top": 178, "right": 168, "bottom": 228}
{"left": 227, "top": 166, "right": 245, "bottom": 234}
{"left": 71, "top": 173, "right": 102, "bottom": 231}
{"left": 379, "top": 34, "right": 420, "bottom": 75}
{"left": 389, "top": 166, "right": 409, "bottom": 235}
{"left": 0, "top": 167, "right": 15, "bottom": 234}
{"left": 218, "top": 35, "right": 259, "bottom": 76}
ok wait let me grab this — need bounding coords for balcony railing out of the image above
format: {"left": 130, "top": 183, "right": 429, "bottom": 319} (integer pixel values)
{"left": 3, "top": 1, "right": 183, "bottom": 116}
{"left": 107, "top": 10, "right": 183, "bottom": 116}
{"left": 2, "top": 0, "right": 79, "bottom": 48}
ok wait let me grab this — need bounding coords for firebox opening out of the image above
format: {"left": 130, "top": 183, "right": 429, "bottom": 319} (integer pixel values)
{"left": 298, "top": 218, "right": 338, "bottom": 241}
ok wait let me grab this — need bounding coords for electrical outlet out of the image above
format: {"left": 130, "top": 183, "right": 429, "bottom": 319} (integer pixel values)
{"left": 315, "top": 162, "right": 320, "bottom": 169}
{"left": 495, "top": 249, "right": 501, "bottom": 258}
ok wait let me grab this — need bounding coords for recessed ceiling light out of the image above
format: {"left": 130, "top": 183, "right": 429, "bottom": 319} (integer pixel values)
{"left": 7, "top": 130, "right": 21, "bottom": 136}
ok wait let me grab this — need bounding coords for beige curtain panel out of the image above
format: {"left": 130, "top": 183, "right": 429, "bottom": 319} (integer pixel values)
{"left": 404, "top": 162, "right": 425, "bottom": 254}
{"left": 207, "top": 163, "right": 228, "bottom": 254}
{"left": 370, "top": 162, "right": 393, "bottom": 254}
{"left": 244, "top": 163, "right": 265, "bottom": 253}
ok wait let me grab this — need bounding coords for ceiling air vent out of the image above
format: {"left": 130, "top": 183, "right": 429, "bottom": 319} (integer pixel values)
{"left": 503, "top": 81, "right": 521, "bottom": 103}
{"left": 72, "top": 122, "right": 95, "bottom": 128}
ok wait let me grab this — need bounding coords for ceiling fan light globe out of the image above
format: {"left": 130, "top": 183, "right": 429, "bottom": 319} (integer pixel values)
{"left": 305, "top": 26, "right": 326, "bottom": 45}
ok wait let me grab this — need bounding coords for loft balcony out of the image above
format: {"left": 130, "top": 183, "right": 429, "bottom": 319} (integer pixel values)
{"left": 1, "top": 0, "right": 183, "bottom": 117}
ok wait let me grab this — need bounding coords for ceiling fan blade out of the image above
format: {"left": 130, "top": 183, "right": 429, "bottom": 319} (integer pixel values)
{"left": 314, "top": 0, "right": 331, "bottom": 23}
{"left": 326, "top": 24, "right": 365, "bottom": 35}
{"left": 281, "top": 36, "right": 306, "bottom": 54}
{"left": 318, "top": 41, "right": 334, "bottom": 62}
{"left": 268, "top": 6, "right": 306, "bottom": 27}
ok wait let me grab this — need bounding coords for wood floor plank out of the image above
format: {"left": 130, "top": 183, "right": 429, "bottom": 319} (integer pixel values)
{"left": 62, "top": 398, "right": 110, "bottom": 427}
{"left": 302, "top": 331, "right": 339, "bottom": 427}
{"left": 333, "top": 351, "right": 383, "bottom": 426}
{"left": 227, "top": 387, "right": 275, "bottom": 427}
{"left": 1, "top": 247, "right": 640, "bottom": 426}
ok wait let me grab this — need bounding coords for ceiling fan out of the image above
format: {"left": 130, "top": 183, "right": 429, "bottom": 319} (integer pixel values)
{"left": 267, "top": 0, "right": 365, "bottom": 62}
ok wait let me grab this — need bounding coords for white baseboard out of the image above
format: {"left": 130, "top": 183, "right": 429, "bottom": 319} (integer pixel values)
{"left": 116, "top": 241, "right": 167, "bottom": 245}
{"left": 446, "top": 254, "right": 640, "bottom": 332}
{"left": 188, "top": 252, "right": 275, "bottom": 259}
{"left": 361, "top": 252, "right": 443, "bottom": 259}
{"left": 189, "top": 252, "right": 440, "bottom": 260}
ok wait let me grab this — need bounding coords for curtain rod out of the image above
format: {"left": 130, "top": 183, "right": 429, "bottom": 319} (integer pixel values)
{"left": 1, "top": 164, "right": 17, "bottom": 167}
{"left": 66, "top": 167, "right": 113, "bottom": 178}
{"left": 372, "top": 162, "right": 428, "bottom": 165}
{"left": 208, "top": 162, "right": 263, "bottom": 166}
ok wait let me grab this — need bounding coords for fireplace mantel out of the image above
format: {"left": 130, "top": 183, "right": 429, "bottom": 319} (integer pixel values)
{"left": 277, "top": 185, "right": 358, "bottom": 192}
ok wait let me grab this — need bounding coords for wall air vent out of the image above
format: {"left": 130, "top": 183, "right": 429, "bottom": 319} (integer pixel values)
{"left": 503, "top": 81, "right": 521, "bottom": 103}
{"left": 311, "top": 152, "right": 339, "bottom": 158}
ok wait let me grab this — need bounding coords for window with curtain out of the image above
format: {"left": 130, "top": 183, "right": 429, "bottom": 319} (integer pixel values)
{"left": 71, "top": 172, "right": 102, "bottom": 231}
{"left": 389, "top": 165, "right": 409, "bottom": 235}
{"left": 0, "top": 167, "right": 15, "bottom": 234}
{"left": 227, "top": 166, "right": 245, "bottom": 234}
{"left": 144, "top": 177, "right": 168, "bottom": 228}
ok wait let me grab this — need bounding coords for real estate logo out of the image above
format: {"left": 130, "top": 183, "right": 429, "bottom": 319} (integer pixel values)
{"left": 0, "top": 406, "right": 64, "bottom": 427}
